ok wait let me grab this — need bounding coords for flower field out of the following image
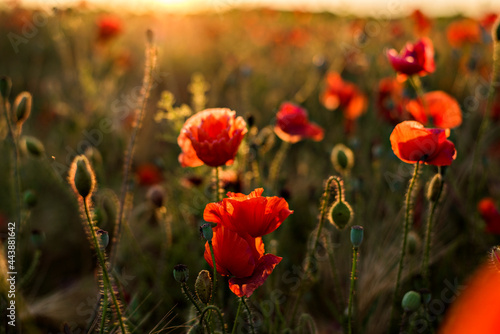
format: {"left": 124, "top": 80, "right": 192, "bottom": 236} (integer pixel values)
{"left": 1, "top": 3, "right": 500, "bottom": 333}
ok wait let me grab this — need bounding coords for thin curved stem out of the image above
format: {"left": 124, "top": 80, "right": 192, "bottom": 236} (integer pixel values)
{"left": 242, "top": 297, "right": 256, "bottom": 334}
{"left": 347, "top": 247, "right": 359, "bottom": 334}
{"left": 231, "top": 298, "right": 243, "bottom": 334}
{"left": 200, "top": 305, "right": 227, "bottom": 334}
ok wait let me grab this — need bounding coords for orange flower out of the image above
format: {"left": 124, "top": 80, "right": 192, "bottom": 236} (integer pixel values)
{"left": 96, "top": 15, "right": 122, "bottom": 42}
{"left": 406, "top": 91, "right": 462, "bottom": 129}
{"left": 439, "top": 264, "right": 500, "bottom": 334}
{"left": 411, "top": 9, "right": 432, "bottom": 36}
{"left": 321, "top": 72, "right": 367, "bottom": 120}
{"left": 274, "top": 102, "right": 324, "bottom": 143}
{"left": 386, "top": 38, "right": 435, "bottom": 80}
{"left": 203, "top": 188, "right": 293, "bottom": 297}
{"left": 178, "top": 108, "right": 247, "bottom": 167}
{"left": 390, "top": 121, "right": 456, "bottom": 166}
{"left": 376, "top": 77, "right": 406, "bottom": 124}
{"left": 478, "top": 198, "right": 500, "bottom": 234}
{"left": 446, "top": 19, "right": 481, "bottom": 48}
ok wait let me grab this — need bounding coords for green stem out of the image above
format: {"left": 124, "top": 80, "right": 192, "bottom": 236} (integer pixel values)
{"left": 324, "top": 234, "right": 345, "bottom": 321}
{"left": 200, "top": 305, "right": 227, "bottom": 334}
{"left": 269, "top": 141, "right": 290, "bottom": 192}
{"left": 390, "top": 162, "right": 420, "bottom": 331}
{"left": 408, "top": 76, "right": 429, "bottom": 116}
{"left": 421, "top": 181, "right": 444, "bottom": 287}
{"left": 209, "top": 240, "right": 217, "bottom": 303}
{"left": 83, "top": 200, "right": 128, "bottom": 334}
{"left": 214, "top": 166, "right": 222, "bottom": 202}
{"left": 99, "top": 287, "right": 108, "bottom": 334}
{"left": 231, "top": 298, "right": 244, "bottom": 334}
{"left": 242, "top": 297, "right": 256, "bottom": 334}
{"left": 347, "top": 246, "right": 359, "bottom": 334}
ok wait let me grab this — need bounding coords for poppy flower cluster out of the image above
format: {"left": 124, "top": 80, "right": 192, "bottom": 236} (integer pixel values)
{"left": 386, "top": 38, "right": 435, "bottom": 80}
{"left": 390, "top": 121, "right": 456, "bottom": 166}
{"left": 178, "top": 108, "right": 247, "bottom": 167}
{"left": 478, "top": 198, "right": 500, "bottom": 234}
{"left": 203, "top": 188, "right": 293, "bottom": 297}
{"left": 274, "top": 102, "right": 324, "bottom": 143}
{"left": 446, "top": 19, "right": 481, "bottom": 48}
{"left": 405, "top": 91, "right": 462, "bottom": 129}
{"left": 320, "top": 72, "right": 367, "bottom": 120}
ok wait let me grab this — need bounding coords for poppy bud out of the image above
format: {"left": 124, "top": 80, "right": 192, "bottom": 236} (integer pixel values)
{"left": 195, "top": 270, "right": 212, "bottom": 304}
{"left": 173, "top": 264, "right": 189, "bottom": 283}
{"left": 30, "top": 229, "right": 45, "bottom": 249}
{"left": 23, "top": 189, "right": 37, "bottom": 208}
{"left": 350, "top": 225, "right": 364, "bottom": 248}
{"left": 328, "top": 200, "right": 353, "bottom": 230}
{"left": 23, "top": 136, "right": 45, "bottom": 157}
{"left": 0, "top": 76, "right": 12, "bottom": 99}
{"left": 331, "top": 144, "right": 354, "bottom": 174}
{"left": 200, "top": 223, "right": 213, "bottom": 242}
{"left": 147, "top": 185, "right": 165, "bottom": 208}
{"left": 491, "top": 246, "right": 500, "bottom": 271}
{"left": 97, "top": 229, "right": 109, "bottom": 249}
{"left": 426, "top": 173, "right": 443, "bottom": 202}
{"left": 68, "top": 155, "right": 96, "bottom": 199}
{"left": 13, "top": 92, "right": 32, "bottom": 127}
{"left": 402, "top": 290, "right": 421, "bottom": 312}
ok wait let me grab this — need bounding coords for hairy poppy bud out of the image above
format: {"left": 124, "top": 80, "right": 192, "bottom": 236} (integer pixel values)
{"left": 13, "top": 92, "right": 32, "bottom": 127}
{"left": 23, "top": 189, "right": 37, "bottom": 208}
{"left": 491, "top": 246, "right": 500, "bottom": 271}
{"left": 426, "top": 173, "right": 443, "bottom": 202}
{"left": 0, "top": 76, "right": 12, "bottom": 99}
{"left": 328, "top": 200, "right": 353, "bottom": 230}
{"left": 331, "top": 143, "right": 354, "bottom": 174}
{"left": 23, "top": 136, "right": 45, "bottom": 157}
{"left": 69, "top": 155, "right": 96, "bottom": 199}
{"left": 173, "top": 264, "right": 189, "bottom": 283}
{"left": 195, "top": 270, "right": 212, "bottom": 304}
{"left": 350, "top": 225, "right": 364, "bottom": 248}
{"left": 402, "top": 290, "right": 421, "bottom": 312}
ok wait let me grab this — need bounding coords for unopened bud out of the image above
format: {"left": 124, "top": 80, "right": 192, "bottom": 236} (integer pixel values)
{"left": 0, "top": 76, "right": 12, "bottom": 99}
{"left": 13, "top": 92, "right": 32, "bottom": 127}
{"left": 328, "top": 200, "right": 353, "bottom": 230}
{"left": 426, "top": 174, "right": 443, "bottom": 202}
{"left": 23, "top": 136, "right": 45, "bottom": 157}
{"left": 350, "top": 225, "right": 364, "bottom": 248}
{"left": 402, "top": 290, "right": 421, "bottom": 312}
{"left": 68, "top": 155, "right": 96, "bottom": 199}
{"left": 195, "top": 270, "right": 212, "bottom": 304}
{"left": 173, "top": 264, "right": 189, "bottom": 283}
{"left": 331, "top": 144, "right": 354, "bottom": 174}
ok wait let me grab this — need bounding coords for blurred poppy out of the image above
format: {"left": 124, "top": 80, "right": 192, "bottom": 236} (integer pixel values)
{"left": 439, "top": 263, "right": 500, "bottom": 334}
{"left": 480, "top": 13, "right": 499, "bottom": 31}
{"left": 390, "top": 121, "right": 456, "bottom": 166}
{"left": 204, "top": 188, "right": 292, "bottom": 297}
{"left": 478, "top": 198, "right": 500, "bottom": 234}
{"left": 178, "top": 108, "right": 247, "bottom": 167}
{"left": 96, "top": 15, "right": 122, "bottom": 42}
{"left": 135, "top": 163, "right": 163, "bottom": 186}
{"left": 406, "top": 91, "right": 462, "bottom": 129}
{"left": 321, "top": 72, "right": 367, "bottom": 120}
{"left": 446, "top": 19, "right": 481, "bottom": 48}
{"left": 376, "top": 77, "right": 406, "bottom": 124}
{"left": 274, "top": 102, "right": 324, "bottom": 143}
{"left": 411, "top": 9, "right": 432, "bottom": 36}
{"left": 386, "top": 38, "right": 435, "bottom": 80}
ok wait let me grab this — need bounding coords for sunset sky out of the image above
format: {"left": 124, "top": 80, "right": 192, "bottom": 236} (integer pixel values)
{"left": 13, "top": 0, "right": 500, "bottom": 17}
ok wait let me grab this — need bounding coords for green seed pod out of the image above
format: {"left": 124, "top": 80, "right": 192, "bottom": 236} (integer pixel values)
{"left": 491, "top": 246, "right": 500, "bottom": 271}
{"left": 426, "top": 174, "right": 443, "bottom": 202}
{"left": 195, "top": 270, "right": 212, "bottom": 304}
{"left": 0, "top": 76, "right": 12, "bottom": 99}
{"left": 23, "top": 189, "right": 37, "bottom": 208}
{"left": 402, "top": 290, "right": 421, "bottom": 312}
{"left": 331, "top": 143, "right": 354, "bottom": 174}
{"left": 350, "top": 225, "right": 364, "bottom": 248}
{"left": 200, "top": 223, "right": 213, "bottom": 242}
{"left": 173, "top": 264, "right": 189, "bottom": 283}
{"left": 23, "top": 136, "right": 45, "bottom": 157}
{"left": 30, "top": 229, "right": 46, "bottom": 249}
{"left": 97, "top": 229, "right": 109, "bottom": 249}
{"left": 13, "top": 92, "right": 32, "bottom": 126}
{"left": 328, "top": 200, "right": 353, "bottom": 230}
{"left": 68, "top": 155, "right": 96, "bottom": 199}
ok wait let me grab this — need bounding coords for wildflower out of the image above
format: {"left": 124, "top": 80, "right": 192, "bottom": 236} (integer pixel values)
{"left": 321, "top": 72, "right": 367, "bottom": 120}
{"left": 446, "top": 19, "right": 481, "bottom": 48}
{"left": 96, "top": 15, "right": 122, "bottom": 42}
{"left": 386, "top": 38, "right": 435, "bottom": 80}
{"left": 376, "top": 77, "right": 406, "bottom": 124}
{"left": 273, "top": 102, "right": 324, "bottom": 143}
{"left": 478, "top": 198, "right": 500, "bottom": 234}
{"left": 406, "top": 91, "right": 462, "bottom": 129}
{"left": 411, "top": 9, "right": 432, "bottom": 36}
{"left": 135, "top": 163, "right": 163, "bottom": 186}
{"left": 178, "top": 108, "right": 247, "bottom": 167}
{"left": 390, "top": 121, "right": 456, "bottom": 166}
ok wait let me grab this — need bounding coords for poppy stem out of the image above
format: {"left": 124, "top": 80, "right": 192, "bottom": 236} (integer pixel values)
{"left": 200, "top": 305, "right": 226, "bottom": 334}
{"left": 390, "top": 161, "right": 421, "bottom": 332}
{"left": 241, "top": 297, "right": 256, "bottom": 334}
{"left": 408, "top": 76, "right": 429, "bottom": 116}
{"left": 347, "top": 246, "right": 359, "bottom": 334}
{"left": 231, "top": 298, "right": 244, "bottom": 334}
{"left": 421, "top": 179, "right": 444, "bottom": 288}
{"left": 214, "top": 166, "right": 223, "bottom": 202}
{"left": 208, "top": 240, "right": 217, "bottom": 303}
{"left": 269, "top": 141, "right": 290, "bottom": 192}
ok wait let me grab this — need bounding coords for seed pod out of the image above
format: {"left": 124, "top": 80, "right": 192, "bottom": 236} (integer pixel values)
{"left": 97, "top": 229, "right": 109, "bottom": 249}
{"left": 173, "top": 264, "right": 189, "bottom": 283}
{"left": 200, "top": 223, "right": 213, "bottom": 242}
{"left": 195, "top": 270, "right": 212, "bottom": 304}
{"left": 402, "top": 290, "right": 421, "bottom": 312}
{"left": 350, "top": 225, "right": 364, "bottom": 248}
{"left": 68, "top": 155, "right": 96, "bottom": 199}
{"left": 328, "top": 200, "right": 353, "bottom": 230}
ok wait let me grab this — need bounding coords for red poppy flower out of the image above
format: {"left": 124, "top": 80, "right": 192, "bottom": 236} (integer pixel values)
{"left": 96, "top": 15, "right": 122, "bottom": 42}
{"left": 390, "top": 121, "right": 456, "bottom": 166}
{"left": 439, "top": 264, "right": 500, "bottom": 334}
{"left": 411, "top": 9, "right": 432, "bottom": 36}
{"left": 376, "top": 77, "right": 406, "bottom": 124}
{"left": 203, "top": 188, "right": 293, "bottom": 297}
{"left": 446, "top": 19, "right": 481, "bottom": 48}
{"left": 406, "top": 91, "right": 462, "bottom": 129}
{"left": 386, "top": 38, "right": 435, "bottom": 80}
{"left": 479, "top": 13, "right": 498, "bottom": 30}
{"left": 321, "top": 72, "right": 367, "bottom": 120}
{"left": 178, "top": 108, "right": 247, "bottom": 167}
{"left": 274, "top": 102, "right": 324, "bottom": 143}
{"left": 478, "top": 198, "right": 500, "bottom": 234}
{"left": 136, "top": 163, "right": 163, "bottom": 186}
